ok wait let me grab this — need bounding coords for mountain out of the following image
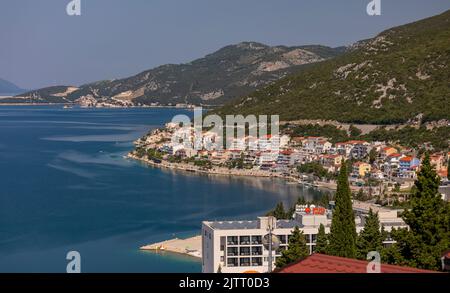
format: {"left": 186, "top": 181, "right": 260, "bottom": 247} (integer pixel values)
{"left": 4, "top": 42, "right": 344, "bottom": 106}
{"left": 0, "top": 78, "right": 25, "bottom": 95}
{"left": 216, "top": 10, "right": 450, "bottom": 124}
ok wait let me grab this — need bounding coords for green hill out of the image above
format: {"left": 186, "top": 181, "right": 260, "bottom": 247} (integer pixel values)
{"left": 216, "top": 10, "right": 450, "bottom": 124}
{"left": 5, "top": 43, "right": 344, "bottom": 106}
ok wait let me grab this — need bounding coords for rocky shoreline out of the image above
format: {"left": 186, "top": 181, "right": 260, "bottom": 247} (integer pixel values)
{"left": 126, "top": 153, "right": 338, "bottom": 190}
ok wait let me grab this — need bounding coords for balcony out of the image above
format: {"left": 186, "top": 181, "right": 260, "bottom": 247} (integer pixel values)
{"left": 251, "top": 236, "right": 262, "bottom": 245}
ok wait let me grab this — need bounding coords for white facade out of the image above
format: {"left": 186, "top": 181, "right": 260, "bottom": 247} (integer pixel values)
{"left": 202, "top": 216, "right": 329, "bottom": 273}
{"left": 202, "top": 203, "right": 408, "bottom": 273}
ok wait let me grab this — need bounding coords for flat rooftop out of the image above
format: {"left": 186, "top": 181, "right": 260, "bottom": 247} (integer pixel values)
{"left": 204, "top": 219, "right": 303, "bottom": 230}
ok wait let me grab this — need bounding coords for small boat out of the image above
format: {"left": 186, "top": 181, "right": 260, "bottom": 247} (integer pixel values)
{"left": 63, "top": 105, "right": 73, "bottom": 109}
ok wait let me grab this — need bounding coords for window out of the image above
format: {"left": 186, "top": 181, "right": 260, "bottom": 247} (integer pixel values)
{"left": 227, "top": 258, "right": 238, "bottom": 267}
{"left": 251, "top": 236, "right": 262, "bottom": 245}
{"left": 240, "top": 258, "right": 251, "bottom": 267}
{"left": 239, "top": 236, "right": 250, "bottom": 245}
{"left": 227, "top": 236, "right": 238, "bottom": 245}
{"left": 278, "top": 235, "right": 287, "bottom": 244}
{"left": 227, "top": 247, "right": 238, "bottom": 256}
{"left": 251, "top": 257, "right": 263, "bottom": 266}
{"left": 240, "top": 247, "right": 251, "bottom": 256}
{"left": 251, "top": 247, "right": 262, "bottom": 255}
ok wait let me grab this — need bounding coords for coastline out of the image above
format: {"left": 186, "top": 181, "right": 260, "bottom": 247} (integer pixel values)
{"left": 126, "top": 153, "right": 338, "bottom": 190}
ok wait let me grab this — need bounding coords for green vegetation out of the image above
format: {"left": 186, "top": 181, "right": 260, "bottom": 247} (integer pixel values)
{"left": 147, "top": 148, "right": 163, "bottom": 160}
{"left": 383, "top": 154, "right": 450, "bottom": 270}
{"left": 275, "top": 226, "right": 309, "bottom": 268}
{"left": 315, "top": 223, "right": 328, "bottom": 254}
{"left": 286, "top": 123, "right": 449, "bottom": 151}
{"left": 327, "top": 162, "right": 357, "bottom": 258}
{"left": 134, "top": 147, "right": 146, "bottom": 158}
{"left": 217, "top": 10, "right": 450, "bottom": 124}
{"left": 356, "top": 209, "right": 384, "bottom": 260}
{"left": 267, "top": 202, "right": 289, "bottom": 219}
{"left": 285, "top": 124, "right": 349, "bottom": 143}
{"left": 369, "top": 148, "right": 378, "bottom": 164}
{"left": 361, "top": 126, "right": 450, "bottom": 151}
{"left": 193, "top": 159, "right": 212, "bottom": 169}
{"left": 349, "top": 125, "right": 362, "bottom": 137}
{"left": 297, "top": 162, "right": 336, "bottom": 180}
{"left": 6, "top": 43, "right": 343, "bottom": 106}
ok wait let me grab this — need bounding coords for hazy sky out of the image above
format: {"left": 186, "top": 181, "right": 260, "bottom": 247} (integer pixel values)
{"left": 1, "top": 0, "right": 449, "bottom": 89}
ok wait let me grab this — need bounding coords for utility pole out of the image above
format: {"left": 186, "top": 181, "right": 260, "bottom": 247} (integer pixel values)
{"left": 263, "top": 216, "right": 278, "bottom": 273}
{"left": 268, "top": 225, "right": 273, "bottom": 273}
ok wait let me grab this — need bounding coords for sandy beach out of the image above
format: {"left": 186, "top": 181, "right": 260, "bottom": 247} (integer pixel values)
{"left": 140, "top": 235, "right": 202, "bottom": 258}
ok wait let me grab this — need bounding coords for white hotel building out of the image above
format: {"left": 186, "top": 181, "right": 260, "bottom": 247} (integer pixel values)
{"left": 201, "top": 204, "right": 407, "bottom": 273}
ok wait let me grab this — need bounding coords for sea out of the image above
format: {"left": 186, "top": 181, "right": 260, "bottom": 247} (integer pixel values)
{"left": 0, "top": 106, "right": 326, "bottom": 272}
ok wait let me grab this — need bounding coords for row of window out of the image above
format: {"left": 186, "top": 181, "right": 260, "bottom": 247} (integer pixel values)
{"left": 222, "top": 234, "right": 317, "bottom": 246}
{"left": 227, "top": 257, "right": 263, "bottom": 267}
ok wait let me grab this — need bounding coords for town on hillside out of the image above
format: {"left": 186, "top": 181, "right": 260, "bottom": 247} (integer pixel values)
{"left": 129, "top": 122, "right": 450, "bottom": 205}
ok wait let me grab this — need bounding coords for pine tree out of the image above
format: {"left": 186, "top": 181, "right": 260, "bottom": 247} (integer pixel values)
{"left": 275, "top": 226, "right": 309, "bottom": 268}
{"left": 327, "top": 161, "right": 357, "bottom": 258}
{"left": 356, "top": 209, "right": 383, "bottom": 260}
{"left": 388, "top": 154, "right": 450, "bottom": 270}
{"left": 315, "top": 223, "right": 328, "bottom": 254}
{"left": 271, "top": 202, "right": 287, "bottom": 219}
{"left": 369, "top": 148, "right": 378, "bottom": 164}
{"left": 297, "top": 196, "right": 307, "bottom": 205}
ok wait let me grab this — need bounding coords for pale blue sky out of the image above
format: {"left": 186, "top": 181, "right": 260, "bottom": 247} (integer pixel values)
{"left": 1, "top": 0, "right": 449, "bottom": 89}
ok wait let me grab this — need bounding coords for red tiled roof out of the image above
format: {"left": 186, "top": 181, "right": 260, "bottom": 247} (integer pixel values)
{"left": 346, "top": 140, "right": 368, "bottom": 145}
{"left": 276, "top": 254, "right": 437, "bottom": 273}
{"left": 438, "top": 169, "right": 448, "bottom": 178}
{"left": 382, "top": 147, "right": 396, "bottom": 152}
{"left": 400, "top": 156, "right": 413, "bottom": 162}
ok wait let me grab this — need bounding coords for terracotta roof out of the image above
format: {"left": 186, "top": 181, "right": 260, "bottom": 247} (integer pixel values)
{"left": 382, "top": 147, "right": 396, "bottom": 152}
{"left": 438, "top": 169, "right": 448, "bottom": 178}
{"left": 276, "top": 254, "right": 437, "bottom": 273}
{"left": 400, "top": 156, "right": 413, "bottom": 162}
{"left": 346, "top": 140, "right": 368, "bottom": 145}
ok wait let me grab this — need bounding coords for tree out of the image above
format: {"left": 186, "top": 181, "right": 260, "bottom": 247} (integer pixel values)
{"left": 267, "top": 202, "right": 288, "bottom": 219}
{"left": 327, "top": 161, "right": 357, "bottom": 258}
{"left": 217, "top": 264, "right": 222, "bottom": 273}
{"left": 369, "top": 148, "right": 378, "bottom": 164}
{"left": 355, "top": 189, "right": 366, "bottom": 201}
{"left": 315, "top": 223, "right": 328, "bottom": 254}
{"left": 296, "top": 196, "right": 307, "bottom": 205}
{"left": 356, "top": 209, "right": 383, "bottom": 260}
{"left": 275, "top": 226, "right": 309, "bottom": 268}
{"left": 349, "top": 125, "right": 362, "bottom": 137}
{"left": 447, "top": 159, "right": 450, "bottom": 178}
{"left": 387, "top": 154, "right": 450, "bottom": 270}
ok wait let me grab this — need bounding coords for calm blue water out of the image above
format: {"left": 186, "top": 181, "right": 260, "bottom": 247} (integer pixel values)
{"left": 0, "top": 106, "right": 325, "bottom": 272}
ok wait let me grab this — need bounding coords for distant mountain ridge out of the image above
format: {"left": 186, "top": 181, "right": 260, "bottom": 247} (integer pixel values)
{"left": 3, "top": 42, "right": 344, "bottom": 106}
{"left": 0, "top": 78, "right": 25, "bottom": 95}
{"left": 215, "top": 10, "right": 450, "bottom": 124}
